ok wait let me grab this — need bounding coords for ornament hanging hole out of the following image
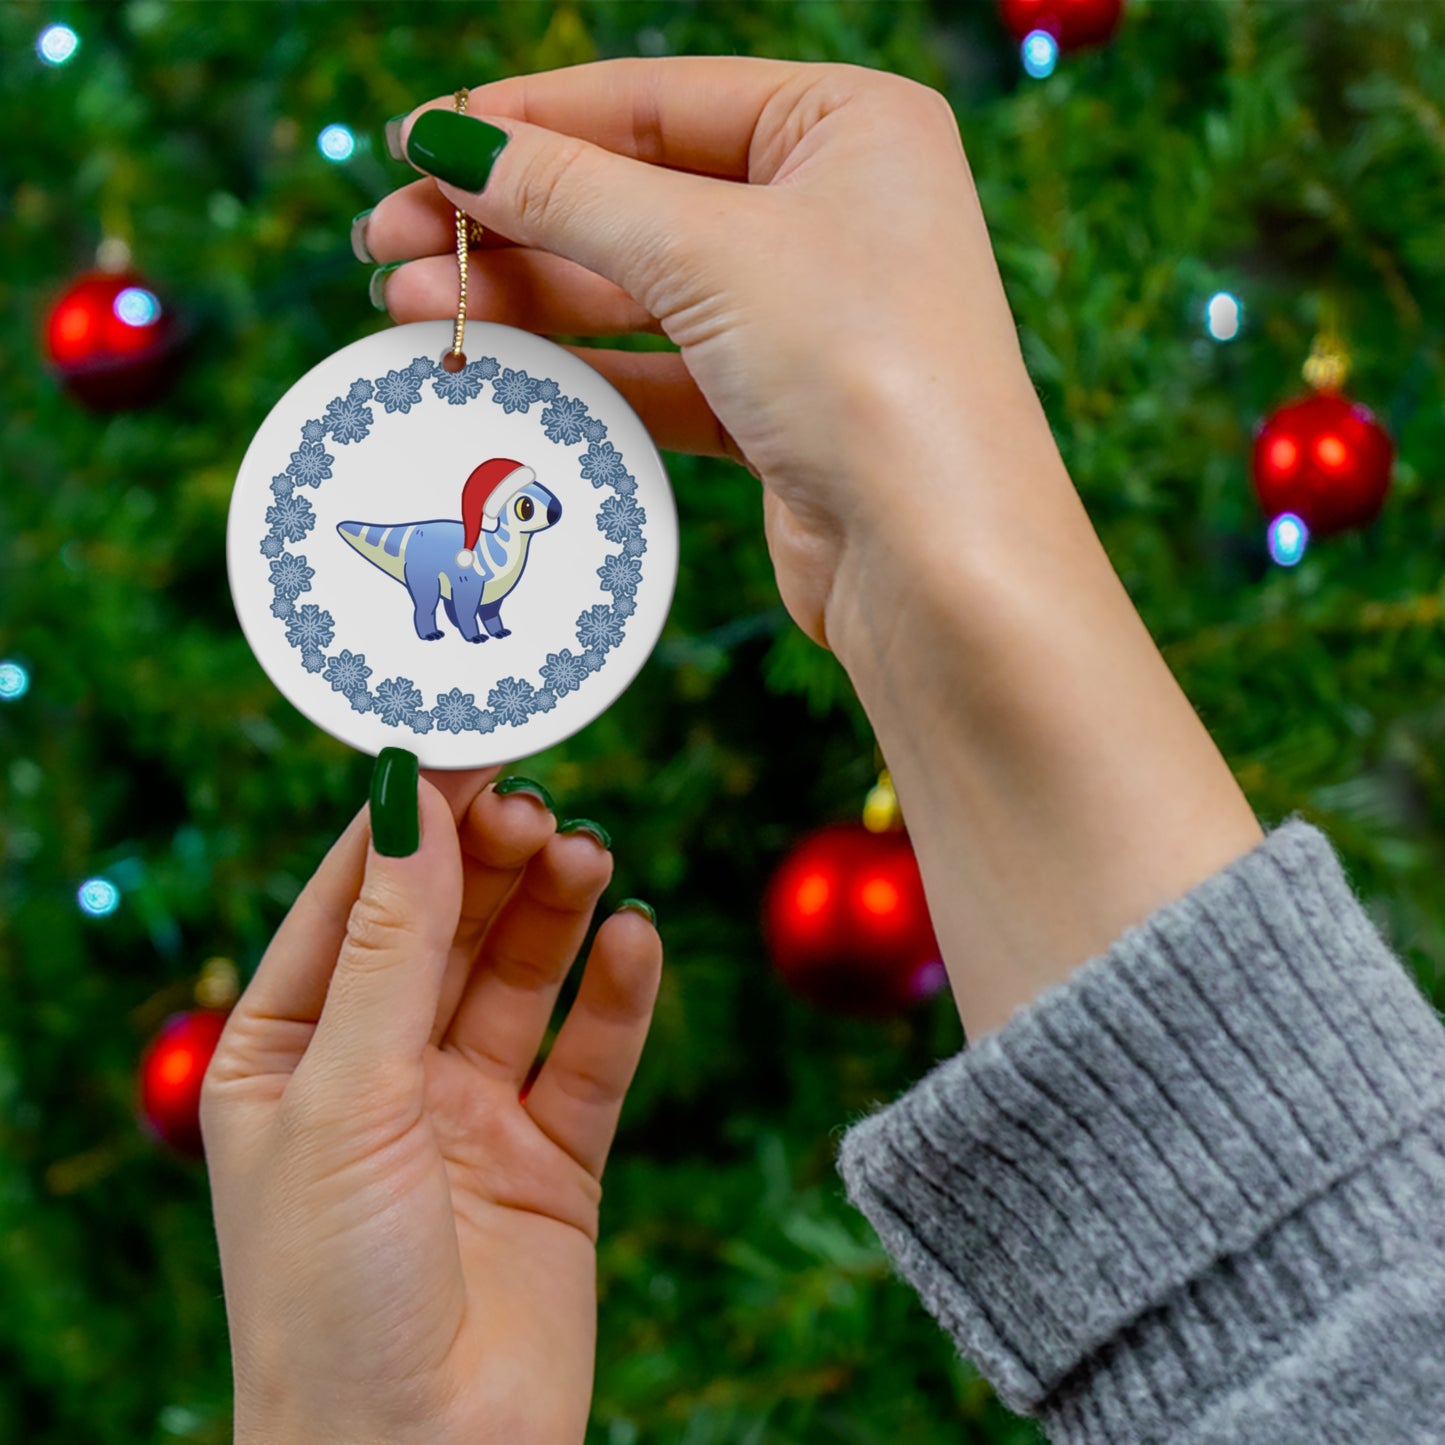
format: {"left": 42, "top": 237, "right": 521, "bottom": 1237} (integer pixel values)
{"left": 441, "top": 350, "right": 467, "bottom": 373}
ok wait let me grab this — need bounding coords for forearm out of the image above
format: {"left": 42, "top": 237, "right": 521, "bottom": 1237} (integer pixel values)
{"left": 826, "top": 384, "right": 1262, "bottom": 1040}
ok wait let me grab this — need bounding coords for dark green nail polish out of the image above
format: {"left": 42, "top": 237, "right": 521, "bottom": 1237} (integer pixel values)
{"left": 405, "top": 110, "right": 510, "bottom": 192}
{"left": 368, "top": 261, "right": 403, "bottom": 311}
{"left": 384, "top": 113, "right": 408, "bottom": 161}
{"left": 559, "top": 818, "right": 612, "bottom": 851}
{"left": 350, "top": 208, "right": 375, "bottom": 264}
{"left": 617, "top": 898, "right": 656, "bottom": 926}
{"left": 494, "top": 775, "right": 555, "bottom": 812}
{"left": 370, "top": 748, "right": 419, "bottom": 857}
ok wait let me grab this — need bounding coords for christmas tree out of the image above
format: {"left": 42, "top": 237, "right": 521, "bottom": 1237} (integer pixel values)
{"left": 3, "top": 3, "right": 1443, "bottom": 1441}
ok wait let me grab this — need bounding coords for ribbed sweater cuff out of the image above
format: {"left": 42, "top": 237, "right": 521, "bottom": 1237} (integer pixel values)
{"left": 835, "top": 818, "right": 1445, "bottom": 1428}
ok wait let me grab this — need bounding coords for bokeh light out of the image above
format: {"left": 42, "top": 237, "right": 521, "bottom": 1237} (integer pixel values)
{"left": 1021, "top": 30, "right": 1059, "bottom": 79}
{"left": 1267, "top": 512, "right": 1309, "bottom": 567}
{"left": 0, "top": 660, "right": 29, "bottom": 701}
{"left": 317, "top": 124, "right": 356, "bottom": 162}
{"left": 114, "top": 287, "right": 161, "bottom": 328}
{"left": 77, "top": 877, "right": 121, "bottom": 917}
{"left": 1205, "top": 291, "right": 1242, "bottom": 341}
{"left": 37, "top": 24, "right": 79, "bottom": 66}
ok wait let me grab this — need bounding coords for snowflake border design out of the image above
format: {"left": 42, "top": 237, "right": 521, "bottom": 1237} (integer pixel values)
{"left": 262, "top": 348, "right": 651, "bottom": 733}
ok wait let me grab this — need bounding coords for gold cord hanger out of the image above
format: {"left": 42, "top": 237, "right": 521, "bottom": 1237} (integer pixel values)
{"left": 441, "top": 88, "right": 483, "bottom": 373}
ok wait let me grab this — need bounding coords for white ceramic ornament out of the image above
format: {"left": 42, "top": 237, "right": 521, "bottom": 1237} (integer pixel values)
{"left": 227, "top": 320, "right": 678, "bottom": 768}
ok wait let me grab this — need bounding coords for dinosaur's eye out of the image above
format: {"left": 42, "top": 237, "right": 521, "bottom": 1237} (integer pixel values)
{"left": 516, "top": 495, "right": 535, "bottom": 521}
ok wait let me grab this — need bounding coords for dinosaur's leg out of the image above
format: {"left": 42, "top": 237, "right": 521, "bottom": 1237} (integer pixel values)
{"left": 449, "top": 573, "right": 487, "bottom": 642}
{"left": 408, "top": 569, "right": 445, "bottom": 641}
{"left": 480, "top": 600, "right": 511, "bottom": 639}
{"left": 442, "top": 596, "right": 460, "bottom": 631}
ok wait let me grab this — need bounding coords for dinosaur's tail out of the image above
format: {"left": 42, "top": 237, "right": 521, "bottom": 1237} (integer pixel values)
{"left": 336, "top": 521, "right": 410, "bottom": 585}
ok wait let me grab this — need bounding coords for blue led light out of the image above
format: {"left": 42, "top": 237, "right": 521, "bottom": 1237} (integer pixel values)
{"left": 1267, "top": 512, "right": 1309, "bottom": 567}
{"left": 1205, "top": 291, "right": 1242, "bottom": 342}
{"left": 114, "top": 287, "right": 161, "bottom": 328}
{"left": 1022, "top": 30, "right": 1059, "bottom": 79}
{"left": 78, "top": 877, "right": 121, "bottom": 917}
{"left": 0, "top": 661, "right": 28, "bottom": 701}
{"left": 318, "top": 124, "right": 357, "bottom": 162}
{"left": 37, "top": 24, "right": 79, "bottom": 66}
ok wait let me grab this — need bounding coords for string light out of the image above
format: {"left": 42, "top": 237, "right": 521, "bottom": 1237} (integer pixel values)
{"left": 1021, "top": 30, "right": 1060, "bottom": 78}
{"left": 113, "top": 287, "right": 162, "bottom": 328}
{"left": 77, "top": 877, "right": 121, "bottom": 917}
{"left": 0, "top": 660, "right": 29, "bottom": 701}
{"left": 317, "top": 124, "right": 356, "bottom": 162}
{"left": 1267, "top": 512, "right": 1309, "bottom": 568}
{"left": 37, "top": 24, "right": 79, "bottom": 66}
{"left": 1205, "top": 291, "right": 1242, "bottom": 341}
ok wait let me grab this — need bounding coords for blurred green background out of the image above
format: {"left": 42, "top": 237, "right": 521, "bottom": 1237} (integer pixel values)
{"left": 2, "top": 2, "right": 1444, "bottom": 1441}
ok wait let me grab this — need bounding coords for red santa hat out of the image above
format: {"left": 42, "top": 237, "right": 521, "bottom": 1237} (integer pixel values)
{"left": 455, "top": 457, "right": 535, "bottom": 568}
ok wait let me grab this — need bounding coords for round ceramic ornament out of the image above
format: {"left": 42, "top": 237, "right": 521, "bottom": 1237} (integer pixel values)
{"left": 227, "top": 319, "right": 678, "bottom": 767}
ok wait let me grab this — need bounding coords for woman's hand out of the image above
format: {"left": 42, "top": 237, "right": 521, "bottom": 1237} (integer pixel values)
{"left": 202, "top": 759, "right": 661, "bottom": 1445}
{"left": 361, "top": 56, "right": 1052, "bottom": 659}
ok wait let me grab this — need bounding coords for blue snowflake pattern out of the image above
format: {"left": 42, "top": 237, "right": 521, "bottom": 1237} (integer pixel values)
{"left": 576, "top": 605, "right": 625, "bottom": 654}
{"left": 287, "top": 440, "right": 334, "bottom": 487}
{"left": 582, "top": 649, "right": 605, "bottom": 673}
{"left": 348, "top": 378, "right": 375, "bottom": 404}
{"left": 348, "top": 689, "right": 373, "bottom": 714}
{"left": 374, "top": 367, "right": 424, "bottom": 415}
{"left": 269, "top": 553, "right": 315, "bottom": 600}
{"left": 259, "top": 533, "right": 285, "bottom": 559}
{"left": 534, "top": 378, "right": 560, "bottom": 403}
{"left": 374, "top": 676, "right": 423, "bottom": 726}
{"left": 613, "top": 595, "right": 637, "bottom": 619}
{"left": 622, "top": 532, "right": 647, "bottom": 559}
{"left": 472, "top": 356, "right": 500, "bottom": 379}
{"left": 433, "top": 687, "right": 482, "bottom": 734}
{"left": 613, "top": 473, "right": 638, "bottom": 499}
{"left": 301, "top": 419, "right": 326, "bottom": 442}
{"left": 598, "top": 554, "right": 643, "bottom": 598}
{"left": 407, "top": 355, "right": 437, "bottom": 380}
{"left": 597, "top": 494, "right": 646, "bottom": 544}
{"left": 265, "top": 493, "right": 316, "bottom": 544}
{"left": 324, "top": 395, "right": 372, "bottom": 445}
{"left": 541, "top": 394, "right": 589, "bottom": 445}
{"left": 323, "top": 649, "right": 372, "bottom": 695}
{"left": 270, "top": 595, "right": 295, "bottom": 620}
{"left": 540, "top": 649, "right": 587, "bottom": 696}
{"left": 432, "top": 362, "right": 487, "bottom": 406}
{"left": 301, "top": 648, "right": 326, "bottom": 674}
{"left": 270, "top": 473, "right": 295, "bottom": 501}
{"left": 475, "top": 710, "right": 498, "bottom": 734}
{"left": 492, "top": 368, "right": 539, "bottom": 414}
{"left": 488, "top": 676, "right": 537, "bottom": 726}
{"left": 533, "top": 688, "right": 557, "bottom": 713}
{"left": 286, "top": 604, "right": 335, "bottom": 651}
{"left": 406, "top": 711, "right": 435, "bottom": 735}
{"left": 580, "top": 442, "right": 628, "bottom": 489}
{"left": 581, "top": 417, "right": 608, "bottom": 443}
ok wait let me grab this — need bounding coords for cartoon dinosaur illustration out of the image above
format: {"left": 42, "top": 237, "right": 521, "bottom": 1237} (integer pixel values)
{"left": 337, "top": 457, "right": 562, "bottom": 643}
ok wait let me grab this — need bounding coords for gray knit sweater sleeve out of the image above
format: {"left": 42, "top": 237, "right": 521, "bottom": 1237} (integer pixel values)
{"left": 835, "top": 819, "right": 1445, "bottom": 1443}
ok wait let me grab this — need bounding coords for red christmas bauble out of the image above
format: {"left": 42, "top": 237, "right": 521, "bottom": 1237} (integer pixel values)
{"left": 763, "top": 823, "right": 945, "bottom": 1017}
{"left": 1251, "top": 392, "right": 1394, "bottom": 537}
{"left": 998, "top": 0, "right": 1124, "bottom": 49}
{"left": 44, "top": 270, "right": 181, "bottom": 410}
{"left": 137, "top": 1009, "right": 230, "bottom": 1157}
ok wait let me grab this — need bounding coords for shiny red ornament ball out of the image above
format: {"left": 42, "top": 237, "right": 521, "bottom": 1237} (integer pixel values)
{"left": 137, "top": 1009, "right": 230, "bottom": 1157}
{"left": 1251, "top": 392, "right": 1394, "bottom": 537}
{"left": 998, "top": 0, "right": 1124, "bottom": 49}
{"left": 763, "top": 823, "right": 945, "bottom": 1017}
{"left": 44, "top": 270, "right": 181, "bottom": 410}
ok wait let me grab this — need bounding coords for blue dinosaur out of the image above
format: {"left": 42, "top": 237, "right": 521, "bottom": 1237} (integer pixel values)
{"left": 338, "top": 480, "right": 561, "bottom": 643}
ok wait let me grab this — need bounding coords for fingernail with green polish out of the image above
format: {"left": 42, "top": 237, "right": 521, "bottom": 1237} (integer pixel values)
{"left": 369, "top": 261, "right": 404, "bottom": 311}
{"left": 384, "top": 113, "right": 409, "bottom": 162}
{"left": 405, "top": 110, "right": 510, "bottom": 192}
{"left": 559, "top": 818, "right": 612, "bottom": 851}
{"left": 350, "top": 208, "right": 375, "bottom": 264}
{"left": 617, "top": 898, "right": 657, "bottom": 926}
{"left": 370, "top": 747, "right": 419, "bottom": 857}
{"left": 494, "top": 775, "right": 555, "bottom": 812}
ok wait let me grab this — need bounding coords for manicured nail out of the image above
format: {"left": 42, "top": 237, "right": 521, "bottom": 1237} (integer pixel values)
{"left": 350, "top": 208, "right": 375, "bottom": 264}
{"left": 494, "top": 775, "right": 555, "bottom": 812}
{"left": 617, "top": 898, "right": 656, "bottom": 926}
{"left": 368, "top": 262, "right": 404, "bottom": 311}
{"left": 558, "top": 818, "right": 612, "bottom": 851}
{"left": 384, "top": 113, "right": 409, "bottom": 162}
{"left": 370, "top": 747, "right": 419, "bottom": 857}
{"left": 405, "top": 110, "right": 510, "bottom": 193}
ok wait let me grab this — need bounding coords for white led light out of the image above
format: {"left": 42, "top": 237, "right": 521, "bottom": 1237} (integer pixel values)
{"left": 1267, "top": 512, "right": 1308, "bottom": 567}
{"left": 78, "top": 877, "right": 121, "bottom": 917}
{"left": 0, "top": 660, "right": 29, "bottom": 700}
{"left": 1205, "top": 291, "right": 1242, "bottom": 342}
{"left": 1022, "top": 30, "right": 1059, "bottom": 80}
{"left": 114, "top": 287, "right": 161, "bottom": 328}
{"left": 318, "top": 124, "right": 357, "bottom": 162}
{"left": 38, "top": 24, "right": 79, "bottom": 66}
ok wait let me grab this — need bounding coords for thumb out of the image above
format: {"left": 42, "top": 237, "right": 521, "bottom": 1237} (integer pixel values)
{"left": 398, "top": 106, "right": 747, "bottom": 316}
{"left": 303, "top": 749, "right": 463, "bottom": 1089}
